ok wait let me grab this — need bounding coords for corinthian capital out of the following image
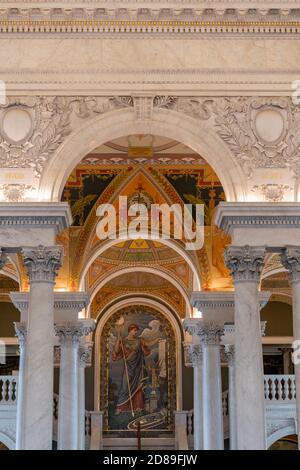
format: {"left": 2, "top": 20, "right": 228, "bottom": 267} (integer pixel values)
{"left": 54, "top": 320, "right": 95, "bottom": 346}
{"left": 22, "top": 245, "right": 63, "bottom": 283}
{"left": 79, "top": 343, "right": 93, "bottom": 368}
{"left": 281, "top": 246, "right": 300, "bottom": 283}
{"left": 190, "top": 344, "right": 203, "bottom": 367}
{"left": 224, "top": 344, "right": 235, "bottom": 366}
{"left": 14, "top": 322, "right": 27, "bottom": 348}
{"left": 182, "top": 342, "right": 202, "bottom": 367}
{"left": 0, "top": 250, "right": 7, "bottom": 270}
{"left": 224, "top": 245, "right": 266, "bottom": 282}
{"left": 198, "top": 323, "right": 224, "bottom": 346}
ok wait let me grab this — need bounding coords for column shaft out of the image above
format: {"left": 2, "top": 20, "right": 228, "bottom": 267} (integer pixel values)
{"left": 281, "top": 246, "right": 300, "bottom": 450}
{"left": 55, "top": 322, "right": 95, "bottom": 450}
{"left": 14, "top": 323, "right": 26, "bottom": 450}
{"left": 58, "top": 337, "right": 79, "bottom": 450}
{"left": 21, "top": 246, "right": 62, "bottom": 450}
{"left": 225, "top": 246, "right": 266, "bottom": 450}
{"left": 189, "top": 344, "right": 203, "bottom": 450}
{"left": 78, "top": 365, "right": 86, "bottom": 450}
{"left": 202, "top": 342, "right": 224, "bottom": 450}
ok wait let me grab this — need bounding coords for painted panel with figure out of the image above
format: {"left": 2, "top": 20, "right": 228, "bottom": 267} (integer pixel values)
{"left": 100, "top": 306, "right": 176, "bottom": 436}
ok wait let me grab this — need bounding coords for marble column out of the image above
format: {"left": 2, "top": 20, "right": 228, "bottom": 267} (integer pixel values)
{"left": 78, "top": 343, "right": 93, "bottom": 450}
{"left": 281, "top": 246, "right": 300, "bottom": 449}
{"left": 225, "top": 245, "right": 266, "bottom": 450}
{"left": 55, "top": 320, "right": 95, "bottom": 450}
{"left": 13, "top": 322, "right": 27, "bottom": 450}
{"left": 21, "top": 245, "right": 63, "bottom": 450}
{"left": 189, "top": 344, "right": 203, "bottom": 450}
{"left": 224, "top": 345, "right": 237, "bottom": 450}
{"left": 198, "top": 324, "right": 224, "bottom": 450}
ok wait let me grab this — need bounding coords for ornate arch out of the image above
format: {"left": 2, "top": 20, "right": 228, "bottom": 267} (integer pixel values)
{"left": 0, "top": 429, "right": 15, "bottom": 450}
{"left": 70, "top": 165, "right": 209, "bottom": 291}
{"left": 267, "top": 422, "right": 297, "bottom": 449}
{"left": 40, "top": 107, "right": 246, "bottom": 203}
{"left": 87, "top": 265, "right": 191, "bottom": 318}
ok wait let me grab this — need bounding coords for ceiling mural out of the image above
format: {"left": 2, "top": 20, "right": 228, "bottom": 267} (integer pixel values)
{"left": 58, "top": 134, "right": 232, "bottom": 298}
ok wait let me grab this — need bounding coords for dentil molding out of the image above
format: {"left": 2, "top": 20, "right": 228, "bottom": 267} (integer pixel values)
{"left": 0, "top": 5, "right": 299, "bottom": 35}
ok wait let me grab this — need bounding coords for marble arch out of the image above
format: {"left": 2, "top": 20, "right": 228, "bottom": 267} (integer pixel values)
{"left": 0, "top": 431, "right": 15, "bottom": 450}
{"left": 267, "top": 424, "right": 297, "bottom": 449}
{"left": 79, "top": 233, "right": 202, "bottom": 292}
{"left": 94, "top": 295, "right": 183, "bottom": 413}
{"left": 86, "top": 265, "right": 192, "bottom": 318}
{"left": 39, "top": 107, "right": 246, "bottom": 203}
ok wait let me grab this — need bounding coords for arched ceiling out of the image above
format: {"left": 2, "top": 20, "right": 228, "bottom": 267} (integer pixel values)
{"left": 56, "top": 133, "right": 231, "bottom": 292}
{"left": 100, "top": 239, "right": 182, "bottom": 263}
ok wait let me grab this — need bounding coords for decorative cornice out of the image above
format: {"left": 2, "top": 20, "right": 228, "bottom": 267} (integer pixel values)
{"left": 0, "top": 7, "right": 299, "bottom": 35}
{"left": 190, "top": 291, "right": 235, "bottom": 309}
{"left": 225, "top": 245, "right": 266, "bottom": 283}
{"left": 281, "top": 246, "right": 300, "bottom": 283}
{"left": 22, "top": 245, "right": 63, "bottom": 283}
{"left": 54, "top": 319, "right": 95, "bottom": 344}
{"left": 215, "top": 203, "right": 300, "bottom": 236}
{"left": 0, "top": 202, "right": 72, "bottom": 232}
{"left": 10, "top": 290, "right": 89, "bottom": 311}
{"left": 52, "top": 292, "right": 89, "bottom": 311}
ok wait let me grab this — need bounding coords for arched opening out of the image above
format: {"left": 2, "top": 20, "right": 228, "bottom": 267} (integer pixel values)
{"left": 268, "top": 434, "right": 298, "bottom": 450}
{"left": 40, "top": 109, "right": 245, "bottom": 202}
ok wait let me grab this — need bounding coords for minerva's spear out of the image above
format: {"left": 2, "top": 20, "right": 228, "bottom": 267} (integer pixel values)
{"left": 115, "top": 316, "right": 135, "bottom": 418}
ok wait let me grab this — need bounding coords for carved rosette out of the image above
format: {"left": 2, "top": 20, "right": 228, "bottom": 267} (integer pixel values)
{"left": 281, "top": 246, "right": 300, "bottom": 284}
{"left": 14, "top": 322, "right": 27, "bottom": 349}
{"left": 198, "top": 323, "right": 224, "bottom": 347}
{"left": 22, "top": 245, "right": 63, "bottom": 283}
{"left": 224, "top": 344, "right": 235, "bottom": 366}
{"left": 224, "top": 245, "right": 266, "bottom": 282}
{"left": 79, "top": 344, "right": 93, "bottom": 368}
{"left": 54, "top": 320, "right": 95, "bottom": 346}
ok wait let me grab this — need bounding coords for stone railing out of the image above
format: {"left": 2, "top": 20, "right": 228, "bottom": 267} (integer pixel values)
{"left": 264, "top": 375, "right": 296, "bottom": 402}
{"left": 0, "top": 376, "right": 18, "bottom": 405}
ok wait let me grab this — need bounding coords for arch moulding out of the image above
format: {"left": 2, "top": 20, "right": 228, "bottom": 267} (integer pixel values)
{"left": 39, "top": 107, "right": 246, "bottom": 203}
{"left": 86, "top": 265, "right": 192, "bottom": 318}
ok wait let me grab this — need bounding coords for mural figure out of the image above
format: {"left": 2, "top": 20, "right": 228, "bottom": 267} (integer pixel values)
{"left": 103, "top": 308, "right": 176, "bottom": 434}
{"left": 112, "top": 320, "right": 151, "bottom": 415}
